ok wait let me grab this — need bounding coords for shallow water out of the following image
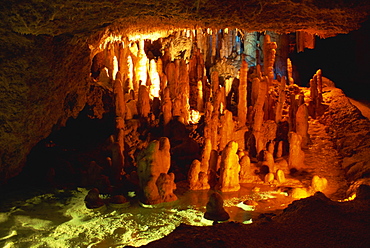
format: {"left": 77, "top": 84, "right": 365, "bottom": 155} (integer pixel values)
{"left": 0, "top": 184, "right": 294, "bottom": 248}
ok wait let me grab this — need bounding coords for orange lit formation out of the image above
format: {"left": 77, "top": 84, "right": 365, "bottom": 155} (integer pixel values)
{"left": 86, "top": 29, "right": 336, "bottom": 206}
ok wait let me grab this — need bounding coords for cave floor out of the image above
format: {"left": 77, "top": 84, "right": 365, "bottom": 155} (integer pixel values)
{"left": 0, "top": 118, "right": 351, "bottom": 247}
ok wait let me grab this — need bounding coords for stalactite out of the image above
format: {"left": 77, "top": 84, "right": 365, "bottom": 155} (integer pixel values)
{"left": 217, "top": 141, "right": 240, "bottom": 192}
{"left": 296, "top": 31, "right": 315, "bottom": 53}
{"left": 238, "top": 59, "right": 248, "bottom": 126}
{"left": 243, "top": 32, "right": 258, "bottom": 66}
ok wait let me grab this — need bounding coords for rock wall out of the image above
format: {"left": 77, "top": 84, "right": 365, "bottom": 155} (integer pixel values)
{"left": 319, "top": 87, "right": 370, "bottom": 194}
{"left": 0, "top": 31, "right": 94, "bottom": 183}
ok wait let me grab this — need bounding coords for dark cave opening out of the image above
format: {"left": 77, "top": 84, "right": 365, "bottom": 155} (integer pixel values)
{"left": 290, "top": 18, "right": 370, "bottom": 102}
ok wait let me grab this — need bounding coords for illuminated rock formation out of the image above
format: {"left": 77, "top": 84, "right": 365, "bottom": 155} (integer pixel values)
{"left": 253, "top": 76, "right": 268, "bottom": 153}
{"left": 238, "top": 60, "right": 248, "bottom": 126}
{"left": 239, "top": 154, "right": 254, "bottom": 183}
{"left": 265, "top": 172, "right": 275, "bottom": 183}
{"left": 218, "top": 141, "right": 240, "bottom": 192}
{"left": 84, "top": 188, "right": 105, "bottom": 209}
{"left": 137, "top": 137, "right": 176, "bottom": 205}
{"left": 137, "top": 85, "right": 150, "bottom": 118}
{"left": 204, "top": 192, "right": 230, "bottom": 222}
{"left": 275, "top": 76, "right": 286, "bottom": 123}
{"left": 311, "top": 175, "right": 328, "bottom": 192}
{"left": 156, "top": 172, "right": 178, "bottom": 202}
{"left": 161, "top": 87, "right": 172, "bottom": 126}
{"left": 219, "top": 110, "right": 235, "bottom": 151}
{"left": 296, "top": 104, "right": 310, "bottom": 147}
{"left": 263, "top": 35, "right": 277, "bottom": 82}
{"left": 188, "top": 159, "right": 210, "bottom": 190}
{"left": 288, "top": 132, "right": 305, "bottom": 170}
{"left": 276, "top": 169, "right": 286, "bottom": 183}
{"left": 287, "top": 58, "right": 294, "bottom": 85}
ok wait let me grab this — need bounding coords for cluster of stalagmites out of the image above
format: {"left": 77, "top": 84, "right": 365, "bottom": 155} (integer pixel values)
{"left": 84, "top": 30, "right": 328, "bottom": 208}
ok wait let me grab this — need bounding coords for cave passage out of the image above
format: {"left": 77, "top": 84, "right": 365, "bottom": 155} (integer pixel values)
{"left": 0, "top": 27, "right": 362, "bottom": 247}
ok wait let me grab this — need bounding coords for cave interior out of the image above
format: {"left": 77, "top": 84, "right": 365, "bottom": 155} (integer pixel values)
{"left": 1, "top": 1, "right": 370, "bottom": 247}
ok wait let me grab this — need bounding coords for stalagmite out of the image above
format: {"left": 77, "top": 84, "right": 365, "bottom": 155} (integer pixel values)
{"left": 204, "top": 192, "right": 230, "bottom": 222}
{"left": 113, "top": 79, "right": 126, "bottom": 118}
{"left": 135, "top": 39, "right": 148, "bottom": 87}
{"left": 219, "top": 110, "right": 235, "bottom": 152}
{"left": 149, "top": 59, "right": 160, "bottom": 99}
{"left": 276, "top": 169, "right": 286, "bottom": 183}
{"left": 311, "top": 175, "right": 328, "bottom": 192}
{"left": 201, "top": 138, "right": 212, "bottom": 173}
{"left": 253, "top": 77, "right": 268, "bottom": 153}
{"left": 188, "top": 159, "right": 210, "bottom": 190}
{"left": 276, "top": 140, "right": 283, "bottom": 158}
{"left": 211, "top": 70, "right": 219, "bottom": 101}
{"left": 197, "top": 80, "right": 204, "bottom": 111}
{"left": 239, "top": 155, "right": 254, "bottom": 183}
{"left": 288, "top": 132, "right": 305, "bottom": 170}
{"left": 268, "top": 141, "right": 275, "bottom": 155}
{"left": 111, "top": 141, "right": 124, "bottom": 184}
{"left": 261, "top": 150, "right": 275, "bottom": 173}
{"left": 287, "top": 58, "right": 294, "bottom": 85}
{"left": 263, "top": 34, "right": 277, "bottom": 82}
{"left": 296, "top": 104, "right": 310, "bottom": 147}
{"left": 137, "top": 85, "right": 150, "bottom": 118}
{"left": 275, "top": 76, "right": 286, "bottom": 123}
{"left": 218, "top": 141, "right": 240, "bottom": 192}
{"left": 265, "top": 172, "right": 275, "bottom": 183}
{"left": 137, "top": 137, "right": 176, "bottom": 204}
{"left": 156, "top": 172, "right": 178, "bottom": 203}
{"left": 166, "top": 62, "right": 177, "bottom": 99}
{"left": 161, "top": 87, "right": 172, "bottom": 126}
{"left": 238, "top": 59, "right": 248, "bottom": 126}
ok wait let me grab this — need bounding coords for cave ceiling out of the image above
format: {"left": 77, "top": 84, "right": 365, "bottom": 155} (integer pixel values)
{"left": 1, "top": 0, "right": 370, "bottom": 39}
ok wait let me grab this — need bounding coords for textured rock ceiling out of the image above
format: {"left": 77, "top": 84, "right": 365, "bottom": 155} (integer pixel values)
{"left": 2, "top": 0, "right": 370, "bottom": 38}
